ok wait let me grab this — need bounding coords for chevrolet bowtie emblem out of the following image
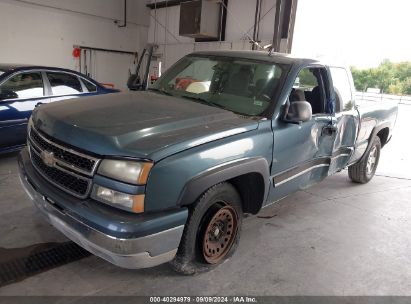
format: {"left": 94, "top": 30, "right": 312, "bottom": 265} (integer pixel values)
{"left": 41, "top": 151, "right": 56, "bottom": 167}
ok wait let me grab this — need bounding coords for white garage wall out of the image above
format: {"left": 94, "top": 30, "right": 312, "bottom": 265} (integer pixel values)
{"left": 0, "top": 0, "right": 150, "bottom": 89}
{"left": 147, "top": 0, "right": 278, "bottom": 71}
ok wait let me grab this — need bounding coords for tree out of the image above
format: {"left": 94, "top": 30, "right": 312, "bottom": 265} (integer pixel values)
{"left": 351, "top": 60, "right": 411, "bottom": 95}
{"left": 402, "top": 77, "right": 411, "bottom": 95}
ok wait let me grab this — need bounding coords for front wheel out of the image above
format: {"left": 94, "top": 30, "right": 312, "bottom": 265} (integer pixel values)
{"left": 170, "top": 182, "right": 243, "bottom": 275}
{"left": 348, "top": 136, "right": 381, "bottom": 183}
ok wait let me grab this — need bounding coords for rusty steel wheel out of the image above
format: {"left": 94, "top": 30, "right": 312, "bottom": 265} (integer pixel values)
{"left": 170, "top": 183, "right": 243, "bottom": 274}
{"left": 202, "top": 205, "right": 238, "bottom": 264}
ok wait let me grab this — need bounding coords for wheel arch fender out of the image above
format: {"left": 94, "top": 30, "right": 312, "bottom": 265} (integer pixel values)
{"left": 359, "top": 122, "right": 390, "bottom": 163}
{"left": 177, "top": 157, "right": 271, "bottom": 214}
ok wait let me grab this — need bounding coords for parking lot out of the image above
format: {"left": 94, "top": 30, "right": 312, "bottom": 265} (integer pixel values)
{"left": 0, "top": 103, "right": 409, "bottom": 296}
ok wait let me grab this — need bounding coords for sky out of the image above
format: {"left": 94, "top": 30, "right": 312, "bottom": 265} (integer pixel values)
{"left": 292, "top": 0, "right": 411, "bottom": 68}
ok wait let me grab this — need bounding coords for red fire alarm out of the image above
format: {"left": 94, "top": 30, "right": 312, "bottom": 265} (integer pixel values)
{"left": 72, "top": 47, "right": 81, "bottom": 58}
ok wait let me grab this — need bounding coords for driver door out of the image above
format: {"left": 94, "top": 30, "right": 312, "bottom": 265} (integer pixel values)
{"left": 267, "top": 66, "right": 337, "bottom": 204}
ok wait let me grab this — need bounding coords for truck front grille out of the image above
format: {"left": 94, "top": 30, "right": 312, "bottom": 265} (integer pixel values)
{"left": 30, "top": 149, "right": 90, "bottom": 197}
{"left": 28, "top": 127, "right": 100, "bottom": 199}
{"left": 29, "top": 128, "right": 98, "bottom": 175}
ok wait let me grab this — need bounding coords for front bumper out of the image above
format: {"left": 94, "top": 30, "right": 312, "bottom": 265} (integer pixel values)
{"left": 18, "top": 149, "right": 186, "bottom": 269}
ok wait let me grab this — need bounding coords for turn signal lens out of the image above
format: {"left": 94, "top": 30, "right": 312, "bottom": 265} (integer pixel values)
{"left": 92, "top": 185, "right": 145, "bottom": 213}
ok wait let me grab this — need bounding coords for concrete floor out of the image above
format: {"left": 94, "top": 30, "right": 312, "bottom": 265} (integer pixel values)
{"left": 0, "top": 104, "right": 410, "bottom": 296}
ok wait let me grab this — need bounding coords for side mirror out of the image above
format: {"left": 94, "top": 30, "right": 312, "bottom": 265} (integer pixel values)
{"left": 127, "top": 74, "right": 142, "bottom": 91}
{"left": 0, "top": 90, "right": 18, "bottom": 100}
{"left": 285, "top": 101, "right": 312, "bottom": 123}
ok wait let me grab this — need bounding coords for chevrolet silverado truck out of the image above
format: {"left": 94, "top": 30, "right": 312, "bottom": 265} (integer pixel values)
{"left": 18, "top": 51, "right": 398, "bottom": 274}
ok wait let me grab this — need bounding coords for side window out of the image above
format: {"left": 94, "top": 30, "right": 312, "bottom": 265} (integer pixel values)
{"left": 330, "top": 67, "right": 353, "bottom": 111}
{"left": 46, "top": 72, "right": 82, "bottom": 95}
{"left": 295, "top": 68, "right": 318, "bottom": 88}
{"left": 82, "top": 79, "right": 97, "bottom": 92}
{"left": 0, "top": 72, "right": 44, "bottom": 99}
{"left": 291, "top": 68, "right": 326, "bottom": 115}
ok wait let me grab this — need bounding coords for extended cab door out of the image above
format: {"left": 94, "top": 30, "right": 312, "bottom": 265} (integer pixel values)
{"left": 327, "top": 66, "right": 358, "bottom": 174}
{"left": 267, "top": 65, "right": 338, "bottom": 204}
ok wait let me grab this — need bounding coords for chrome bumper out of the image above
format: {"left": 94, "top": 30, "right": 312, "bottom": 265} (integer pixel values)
{"left": 19, "top": 163, "right": 184, "bottom": 269}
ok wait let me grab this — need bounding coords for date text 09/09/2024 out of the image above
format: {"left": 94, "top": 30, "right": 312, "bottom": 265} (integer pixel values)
{"left": 149, "top": 296, "right": 257, "bottom": 303}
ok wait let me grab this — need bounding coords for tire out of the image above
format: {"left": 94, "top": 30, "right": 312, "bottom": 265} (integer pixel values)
{"left": 348, "top": 136, "right": 381, "bottom": 184}
{"left": 170, "top": 182, "right": 243, "bottom": 275}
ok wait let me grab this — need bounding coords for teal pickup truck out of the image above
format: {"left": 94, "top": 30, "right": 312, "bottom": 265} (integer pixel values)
{"left": 18, "top": 51, "right": 398, "bottom": 274}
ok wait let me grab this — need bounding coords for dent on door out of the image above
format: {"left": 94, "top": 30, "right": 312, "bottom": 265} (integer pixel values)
{"left": 328, "top": 112, "right": 358, "bottom": 174}
{"left": 267, "top": 115, "right": 336, "bottom": 204}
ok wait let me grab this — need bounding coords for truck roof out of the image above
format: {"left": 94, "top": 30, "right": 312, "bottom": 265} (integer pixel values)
{"left": 190, "top": 50, "right": 320, "bottom": 66}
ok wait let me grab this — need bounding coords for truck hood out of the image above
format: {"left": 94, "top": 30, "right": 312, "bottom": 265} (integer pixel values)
{"left": 32, "top": 91, "right": 259, "bottom": 161}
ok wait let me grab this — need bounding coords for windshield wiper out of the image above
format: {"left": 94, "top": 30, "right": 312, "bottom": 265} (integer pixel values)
{"left": 148, "top": 87, "right": 172, "bottom": 96}
{"left": 180, "top": 95, "right": 232, "bottom": 112}
{"left": 150, "top": 91, "right": 244, "bottom": 115}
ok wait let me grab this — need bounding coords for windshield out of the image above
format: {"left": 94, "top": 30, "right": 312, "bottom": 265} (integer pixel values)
{"left": 151, "top": 55, "right": 286, "bottom": 116}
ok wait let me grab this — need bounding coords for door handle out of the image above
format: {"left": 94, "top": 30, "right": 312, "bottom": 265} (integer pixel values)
{"left": 322, "top": 125, "right": 338, "bottom": 136}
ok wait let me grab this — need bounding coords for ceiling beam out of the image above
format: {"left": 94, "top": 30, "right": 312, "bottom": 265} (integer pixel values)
{"left": 146, "top": 0, "right": 191, "bottom": 10}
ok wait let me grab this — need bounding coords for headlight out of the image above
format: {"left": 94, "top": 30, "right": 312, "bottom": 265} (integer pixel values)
{"left": 27, "top": 116, "right": 33, "bottom": 131}
{"left": 91, "top": 185, "right": 145, "bottom": 213}
{"left": 97, "top": 159, "right": 153, "bottom": 185}
{"left": 27, "top": 116, "right": 33, "bottom": 137}
{"left": 27, "top": 117, "right": 33, "bottom": 149}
